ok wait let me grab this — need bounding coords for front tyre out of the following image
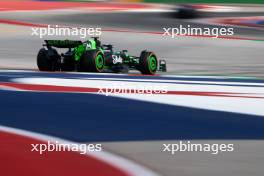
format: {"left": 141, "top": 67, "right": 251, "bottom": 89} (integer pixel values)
{"left": 139, "top": 51, "right": 157, "bottom": 75}
{"left": 80, "top": 50, "right": 104, "bottom": 72}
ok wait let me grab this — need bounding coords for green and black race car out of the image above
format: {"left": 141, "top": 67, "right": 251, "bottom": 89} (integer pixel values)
{"left": 37, "top": 37, "right": 166, "bottom": 75}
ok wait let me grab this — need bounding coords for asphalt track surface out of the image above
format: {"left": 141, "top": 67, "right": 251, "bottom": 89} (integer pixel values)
{"left": 0, "top": 10, "right": 264, "bottom": 77}
{"left": 0, "top": 4, "right": 264, "bottom": 176}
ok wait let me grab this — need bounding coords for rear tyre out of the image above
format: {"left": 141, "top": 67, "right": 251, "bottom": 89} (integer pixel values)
{"left": 80, "top": 50, "right": 104, "bottom": 72}
{"left": 37, "top": 48, "right": 60, "bottom": 71}
{"left": 139, "top": 51, "right": 157, "bottom": 75}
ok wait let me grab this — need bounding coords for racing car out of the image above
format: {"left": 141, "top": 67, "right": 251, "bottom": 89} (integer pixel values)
{"left": 37, "top": 37, "right": 166, "bottom": 75}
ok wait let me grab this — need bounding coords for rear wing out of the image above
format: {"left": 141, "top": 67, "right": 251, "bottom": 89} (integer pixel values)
{"left": 44, "top": 40, "right": 83, "bottom": 48}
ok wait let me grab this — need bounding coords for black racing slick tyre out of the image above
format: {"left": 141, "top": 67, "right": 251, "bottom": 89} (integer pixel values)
{"left": 139, "top": 51, "right": 158, "bottom": 75}
{"left": 37, "top": 48, "right": 60, "bottom": 71}
{"left": 80, "top": 50, "right": 104, "bottom": 72}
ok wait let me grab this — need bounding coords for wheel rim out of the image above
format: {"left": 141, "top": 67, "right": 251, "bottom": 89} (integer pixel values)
{"left": 148, "top": 55, "right": 157, "bottom": 73}
{"left": 95, "top": 54, "right": 104, "bottom": 70}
